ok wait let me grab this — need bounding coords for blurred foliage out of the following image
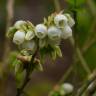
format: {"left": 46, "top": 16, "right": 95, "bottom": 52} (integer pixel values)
{"left": 27, "top": 81, "right": 52, "bottom": 96}
{"left": 66, "top": 0, "right": 96, "bottom": 80}
{"left": 66, "top": 0, "right": 86, "bottom": 6}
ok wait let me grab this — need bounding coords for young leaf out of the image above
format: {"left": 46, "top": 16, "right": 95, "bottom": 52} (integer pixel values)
{"left": 16, "top": 70, "right": 26, "bottom": 88}
{"left": 54, "top": 46, "right": 62, "bottom": 58}
{"left": 7, "top": 27, "right": 17, "bottom": 38}
{"left": 44, "top": 17, "right": 48, "bottom": 25}
{"left": 35, "top": 62, "right": 43, "bottom": 71}
{"left": 51, "top": 51, "right": 57, "bottom": 61}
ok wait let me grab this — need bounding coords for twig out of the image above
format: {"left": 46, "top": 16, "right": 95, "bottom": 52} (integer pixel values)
{"left": 16, "top": 49, "right": 38, "bottom": 96}
{"left": 53, "top": 0, "right": 91, "bottom": 85}
{"left": 76, "top": 70, "right": 96, "bottom": 96}
{"left": 70, "top": 37, "right": 91, "bottom": 74}
{"left": 85, "top": 80, "right": 96, "bottom": 95}
{"left": 82, "top": 0, "right": 96, "bottom": 52}
{"left": 62, "top": 0, "right": 96, "bottom": 83}
{"left": 16, "top": 39, "right": 39, "bottom": 96}
{"left": 87, "top": 0, "right": 96, "bottom": 17}
{"left": 93, "top": 92, "right": 96, "bottom": 96}
{"left": 16, "top": 70, "right": 30, "bottom": 96}
{"left": 60, "top": 0, "right": 96, "bottom": 83}
{"left": 82, "top": 36, "right": 96, "bottom": 52}
{"left": 53, "top": 0, "right": 61, "bottom": 12}
{"left": 3, "top": 0, "right": 14, "bottom": 64}
{"left": 82, "top": 18, "right": 96, "bottom": 52}
{"left": 58, "top": 36, "right": 95, "bottom": 83}
{"left": 58, "top": 65, "right": 73, "bottom": 84}
{"left": 48, "top": 0, "right": 94, "bottom": 95}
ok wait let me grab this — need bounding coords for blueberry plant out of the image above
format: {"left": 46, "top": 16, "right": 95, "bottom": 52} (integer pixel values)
{"left": 7, "top": 12, "right": 75, "bottom": 96}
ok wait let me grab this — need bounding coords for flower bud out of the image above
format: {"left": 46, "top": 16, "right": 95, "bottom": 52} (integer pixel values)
{"left": 61, "top": 25, "right": 72, "bottom": 39}
{"left": 25, "top": 30, "right": 35, "bottom": 40}
{"left": 64, "top": 14, "right": 75, "bottom": 27}
{"left": 21, "top": 40, "right": 37, "bottom": 54}
{"left": 14, "top": 20, "right": 26, "bottom": 29}
{"left": 13, "top": 31, "right": 25, "bottom": 45}
{"left": 54, "top": 14, "right": 68, "bottom": 28}
{"left": 48, "top": 26, "right": 62, "bottom": 40}
{"left": 35, "top": 24, "right": 47, "bottom": 39}
{"left": 60, "top": 83, "right": 74, "bottom": 95}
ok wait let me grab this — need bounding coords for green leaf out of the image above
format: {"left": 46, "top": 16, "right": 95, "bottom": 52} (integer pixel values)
{"left": 7, "top": 27, "right": 17, "bottom": 38}
{"left": 27, "top": 21, "right": 35, "bottom": 30}
{"left": 8, "top": 51, "right": 18, "bottom": 63}
{"left": 9, "top": 52, "right": 26, "bottom": 88}
{"left": 51, "top": 51, "right": 57, "bottom": 60}
{"left": 47, "top": 14, "right": 55, "bottom": 26}
{"left": 13, "top": 59, "right": 23, "bottom": 74}
{"left": 8, "top": 51, "right": 19, "bottom": 71}
{"left": 54, "top": 46, "right": 62, "bottom": 58}
{"left": 16, "top": 70, "right": 26, "bottom": 88}
{"left": 9, "top": 53, "right": 23, "bottom": 74}
{"left": 44, "top": 17, "right": 48, "bottom": 25}
{"left": 35, "top": 62, "right": 43, "bottom": 71}
{"left": 40, "top": 45, "right": 54, "bottom": 63}
{"left": 40, "top": 52, "right": 46, "bottom": 64}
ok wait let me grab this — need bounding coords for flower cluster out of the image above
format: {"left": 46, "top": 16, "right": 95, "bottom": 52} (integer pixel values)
{"left": 7, "top": 12, "right": 75, "bottom": 62}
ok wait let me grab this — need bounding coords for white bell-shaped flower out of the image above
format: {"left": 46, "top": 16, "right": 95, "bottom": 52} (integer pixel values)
{"left": 60, "top": 83, "right": 74, "bottom": 95}
{"left": 64, "top": 14, "right": 75, "bottom": 27}
{"left": 48, "top": 26, "right": 62, "bottom": 40}
{"left": 54, "top": 14, "right": 68, "bottom": 28}
{"left": 35, "top": 24, "right": 47, "bottom": 39}
{"left": 22, "top": 40, "right": 37, "bottom": 54}
{"left": 61, "top": 25, "right": 72, "bottom": 39}
{"left": 13, "top": 31, "right": 25, "bottom": 45}
{"left": 25, "top": 30, "right": 35, "bottom": 40}
{"left": 14, "top": 20, "right": 26, "bottom": 29}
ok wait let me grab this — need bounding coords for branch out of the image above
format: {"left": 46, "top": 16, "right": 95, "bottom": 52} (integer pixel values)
{"left": 87, "top": 0, "right": 96, "bottom": 17}
{"left": 58, "top": 37, "right": 95, "bottom": 84}
{"left": 70, "top": 37, "right": 91, "bottom": 74}
{"left": 86, "top": 80, "right": 96, "bottom": 95}
{"left": 83, "top": 0, "right": 96, "bottom": 52}
{"left": 82, "top": 36, "right": 96, "bottom": 52}
{"left": 53, "top": 0, "right": 61, "bottom": 12}
{"left": 53, "top": 0, "right": 91, "bottom": 85}
{"left": 3, "top": 0, "right": 14, "bottom": 64}
{"left": 76, "top": 70, "right": 96, "bottom": 96}
{"left": 16, "top": 49, "right": 38, "bottom": 96}
{"left": 58, "top": 65, "right": 73, "bottom": 84}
